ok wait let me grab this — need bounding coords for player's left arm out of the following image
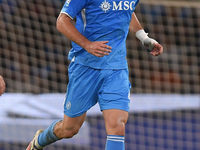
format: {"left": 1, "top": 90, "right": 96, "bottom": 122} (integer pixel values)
{"left": 129, "top": 12, "right": 163, "bottom": 56}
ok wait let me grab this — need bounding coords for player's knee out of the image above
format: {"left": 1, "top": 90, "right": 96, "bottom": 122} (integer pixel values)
{"left": 116, "top": 121, "right": 126, "bottom": 135}
{"left": 63, "top": 130, "right": 78, "bottom": 138}
{"left": 107, "top": 120, "right": 126, "bottom": 135}
{"left": 61, "top": 126, "right": 80, "bottom": 138}
{"left": 69, "top": 127, "right": 80, "bottom": 137}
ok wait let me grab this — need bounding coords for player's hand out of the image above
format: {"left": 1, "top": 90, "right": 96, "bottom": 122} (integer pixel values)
{"left": 84, "top": 41, "right": 112, "bottom": 57}
{"left": 136, "top": 29, "right": 163, "bottom": 56}
{"left": 143, "top": 38, "right": 163, "bottom": 56}
{"left": 149, "top": 43, "right": 163, "bottom": 56}
{"left": 0, "top": 75, "right": 6, "bottom": 96}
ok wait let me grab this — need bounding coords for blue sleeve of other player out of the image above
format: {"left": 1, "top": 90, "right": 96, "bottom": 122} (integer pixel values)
{"left": 61, "top": 0, "right": 88, "bottom": 19}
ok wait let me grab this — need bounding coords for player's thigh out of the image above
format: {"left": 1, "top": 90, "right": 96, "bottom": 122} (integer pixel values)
{"left": 103, "top": 109, "right": 129, "bottom": 135}
{"left": 64, "top": 62, "right": 102, "bottom": 117}
{"left": 98, "top": 69, "right": 131, "bottom": 112}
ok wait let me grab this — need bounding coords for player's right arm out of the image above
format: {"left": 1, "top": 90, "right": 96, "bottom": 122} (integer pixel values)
{"left": 0, "top": 75, "right": 5, "bottom": 96}
{"left": 56, "top": 13, "right": 112, "bottom": 57}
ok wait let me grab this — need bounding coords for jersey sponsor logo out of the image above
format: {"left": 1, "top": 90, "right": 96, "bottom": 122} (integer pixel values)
{"left": 100, "top": 0, "right": 136, "bottom": 13}
{"left": 113, "top": 1, "right": 135, "bottom": 10}
{"left": 100, "top": 0, "right": 112, "bottom": 13}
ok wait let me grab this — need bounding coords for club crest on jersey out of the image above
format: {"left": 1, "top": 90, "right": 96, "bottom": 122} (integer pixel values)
{"left": 100, "top": 0, "right": 136, "bottom": 13}
{"left": 66, "top": 101, "right": 71, "bottom": 110}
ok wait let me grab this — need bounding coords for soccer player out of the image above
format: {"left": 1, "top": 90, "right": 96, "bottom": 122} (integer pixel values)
{"left": 26, "top": 0, "right": 163, "bottom": 150}
{"left": 0, "top": 75, "right": 5, "bottom": 96}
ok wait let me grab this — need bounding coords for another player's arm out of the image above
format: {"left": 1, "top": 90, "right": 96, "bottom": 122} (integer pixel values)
{"left": 56, "top": 13, "right": 112, "bottom": 57}
{"left": 0, "top": 75, "right": 5, "bottom": 96}
{"left": 129, "top": 12, "right": 163, "bottom": 56}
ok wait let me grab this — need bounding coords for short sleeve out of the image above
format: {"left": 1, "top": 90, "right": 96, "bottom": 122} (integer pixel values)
{"left": 135, "top": 0, "right": 140, "bottom": 7}
{"left": 60, "top": 0, "right": 88, "bottom": 19}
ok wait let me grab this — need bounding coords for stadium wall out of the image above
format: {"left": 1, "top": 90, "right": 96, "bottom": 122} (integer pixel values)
{"left": 0, "top": 93, "right": 200, "bottom": 150}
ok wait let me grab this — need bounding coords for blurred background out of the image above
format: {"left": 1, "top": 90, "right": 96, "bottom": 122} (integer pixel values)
{"left": 0, "top": 0, "right": 199, "bottom": 150}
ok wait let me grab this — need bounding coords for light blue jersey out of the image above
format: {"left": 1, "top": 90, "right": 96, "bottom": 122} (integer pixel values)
{"left": 61, "top": 0, "right": 139, "bottom": 69}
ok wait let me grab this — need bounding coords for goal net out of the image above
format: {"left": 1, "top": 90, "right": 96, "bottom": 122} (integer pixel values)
{"left": 0, "top": 0, "right": 199, "bottom": 150}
